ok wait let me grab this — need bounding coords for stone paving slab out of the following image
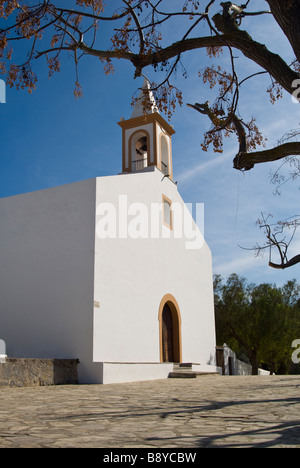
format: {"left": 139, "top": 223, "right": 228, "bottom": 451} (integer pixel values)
{"left": 0, "top": 375, "right": 300, "bottom": 448}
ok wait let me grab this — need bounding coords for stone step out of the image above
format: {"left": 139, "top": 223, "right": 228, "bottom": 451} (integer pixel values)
{"left": 168, "top": 371, "right": 219, "bottom": 378}
{"left": 168, "top": 371, "right": 197, "bottom": 379}
{"left": 174, "top": 362, "right": 199, "bottom": 369}
{"left": 169, "top": 371, "right": 218, "bottom": 377}
{"left": 168, "top": 362, "right": 219, "bottom": 379}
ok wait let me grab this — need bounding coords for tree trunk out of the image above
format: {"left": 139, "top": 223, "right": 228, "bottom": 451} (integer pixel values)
{"left": 267, "top": 0, "right": 300, "bottom": 64}
{"left": 249, "top": 351, "right": 259, "bottom": 375}
{"left": 211, "top": 9, "right": 299, "bottom": 96}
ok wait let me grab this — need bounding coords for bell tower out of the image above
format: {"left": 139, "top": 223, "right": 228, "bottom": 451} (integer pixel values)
{"left": 118, "top": 79, "right": 175, "bottom": 180}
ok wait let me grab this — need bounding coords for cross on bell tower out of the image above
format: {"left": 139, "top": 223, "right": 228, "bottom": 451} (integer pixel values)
{"left": 118, "top": 79, "right": 175, "bottom": 180}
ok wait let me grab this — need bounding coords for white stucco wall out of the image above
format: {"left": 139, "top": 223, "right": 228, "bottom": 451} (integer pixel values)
{"left": 100, "top": 362, "right": 174, "bottom": 384}
{"left": 93, "top": 168, "right": 216, "bottom": 367}
{"left": 0, "top": 169, "right": 217, "bottom": 384}
{"left": 223, "top": 344, "right": 270, "bottom": 376}
{"left": 0, "top": 179, "right": 99, "bottom": 383}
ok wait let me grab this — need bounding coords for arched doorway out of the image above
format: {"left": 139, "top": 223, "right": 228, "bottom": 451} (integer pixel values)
{"left": 162, "top": 303, "right": 174, "bottom": 362}
{"left": 158, "top": 294, "right": 182, "bottom": 363}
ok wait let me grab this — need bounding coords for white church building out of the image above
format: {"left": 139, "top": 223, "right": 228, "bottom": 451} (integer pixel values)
{"left": 0, "top": 82, "right": 218, "bottom": 384}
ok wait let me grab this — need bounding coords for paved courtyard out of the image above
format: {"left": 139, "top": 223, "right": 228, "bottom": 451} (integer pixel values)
{"left": 0, "top": 374, "right": 300, "bottom": 448}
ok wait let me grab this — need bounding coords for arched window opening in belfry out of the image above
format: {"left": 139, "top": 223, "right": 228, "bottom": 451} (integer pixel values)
{"left": 131, "top": 131, "right": 149, "bottom": 171}
{"left": 161, "top": 135, "right": 169, "bottom": 175}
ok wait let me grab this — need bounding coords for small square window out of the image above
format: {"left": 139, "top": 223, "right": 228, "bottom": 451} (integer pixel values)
{"left": 163, "top": 195, "right": 172, "bottom": 230}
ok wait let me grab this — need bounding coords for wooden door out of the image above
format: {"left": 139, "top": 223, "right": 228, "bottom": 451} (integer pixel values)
{"left": 162, "top": 303, "right": 174, "bottom": 362}
{"left": 216, "top": 347, "right": 225, "bottom": 375}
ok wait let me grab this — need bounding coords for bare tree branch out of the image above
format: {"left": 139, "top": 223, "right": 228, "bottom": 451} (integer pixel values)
{"left": 233, "top": 142, "right": 300, "bottom": 171}
{"left": 241, "top": 214, "right": 300, "bottom": 270}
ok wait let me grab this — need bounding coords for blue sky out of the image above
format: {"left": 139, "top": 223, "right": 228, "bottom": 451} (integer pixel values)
{"left": 0, "top": 0, "right": 299, "bottom": 287}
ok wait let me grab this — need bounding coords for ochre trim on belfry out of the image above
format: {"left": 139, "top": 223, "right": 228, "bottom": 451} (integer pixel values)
{"left": 158, "top": 294, "right": 182, "bottom": 363}
{"left": 118, "top": 113, "right": 175, "bottom": 137}
{"left": 159, "top": 133, "right": 173, "bottom": 181}
{"left": 122, "top": 127, "right": 126, "bottom": 172}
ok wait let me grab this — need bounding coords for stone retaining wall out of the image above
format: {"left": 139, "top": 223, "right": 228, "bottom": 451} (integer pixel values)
{"left": 0, "top": 358, "right": 79, "bottom": 387}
